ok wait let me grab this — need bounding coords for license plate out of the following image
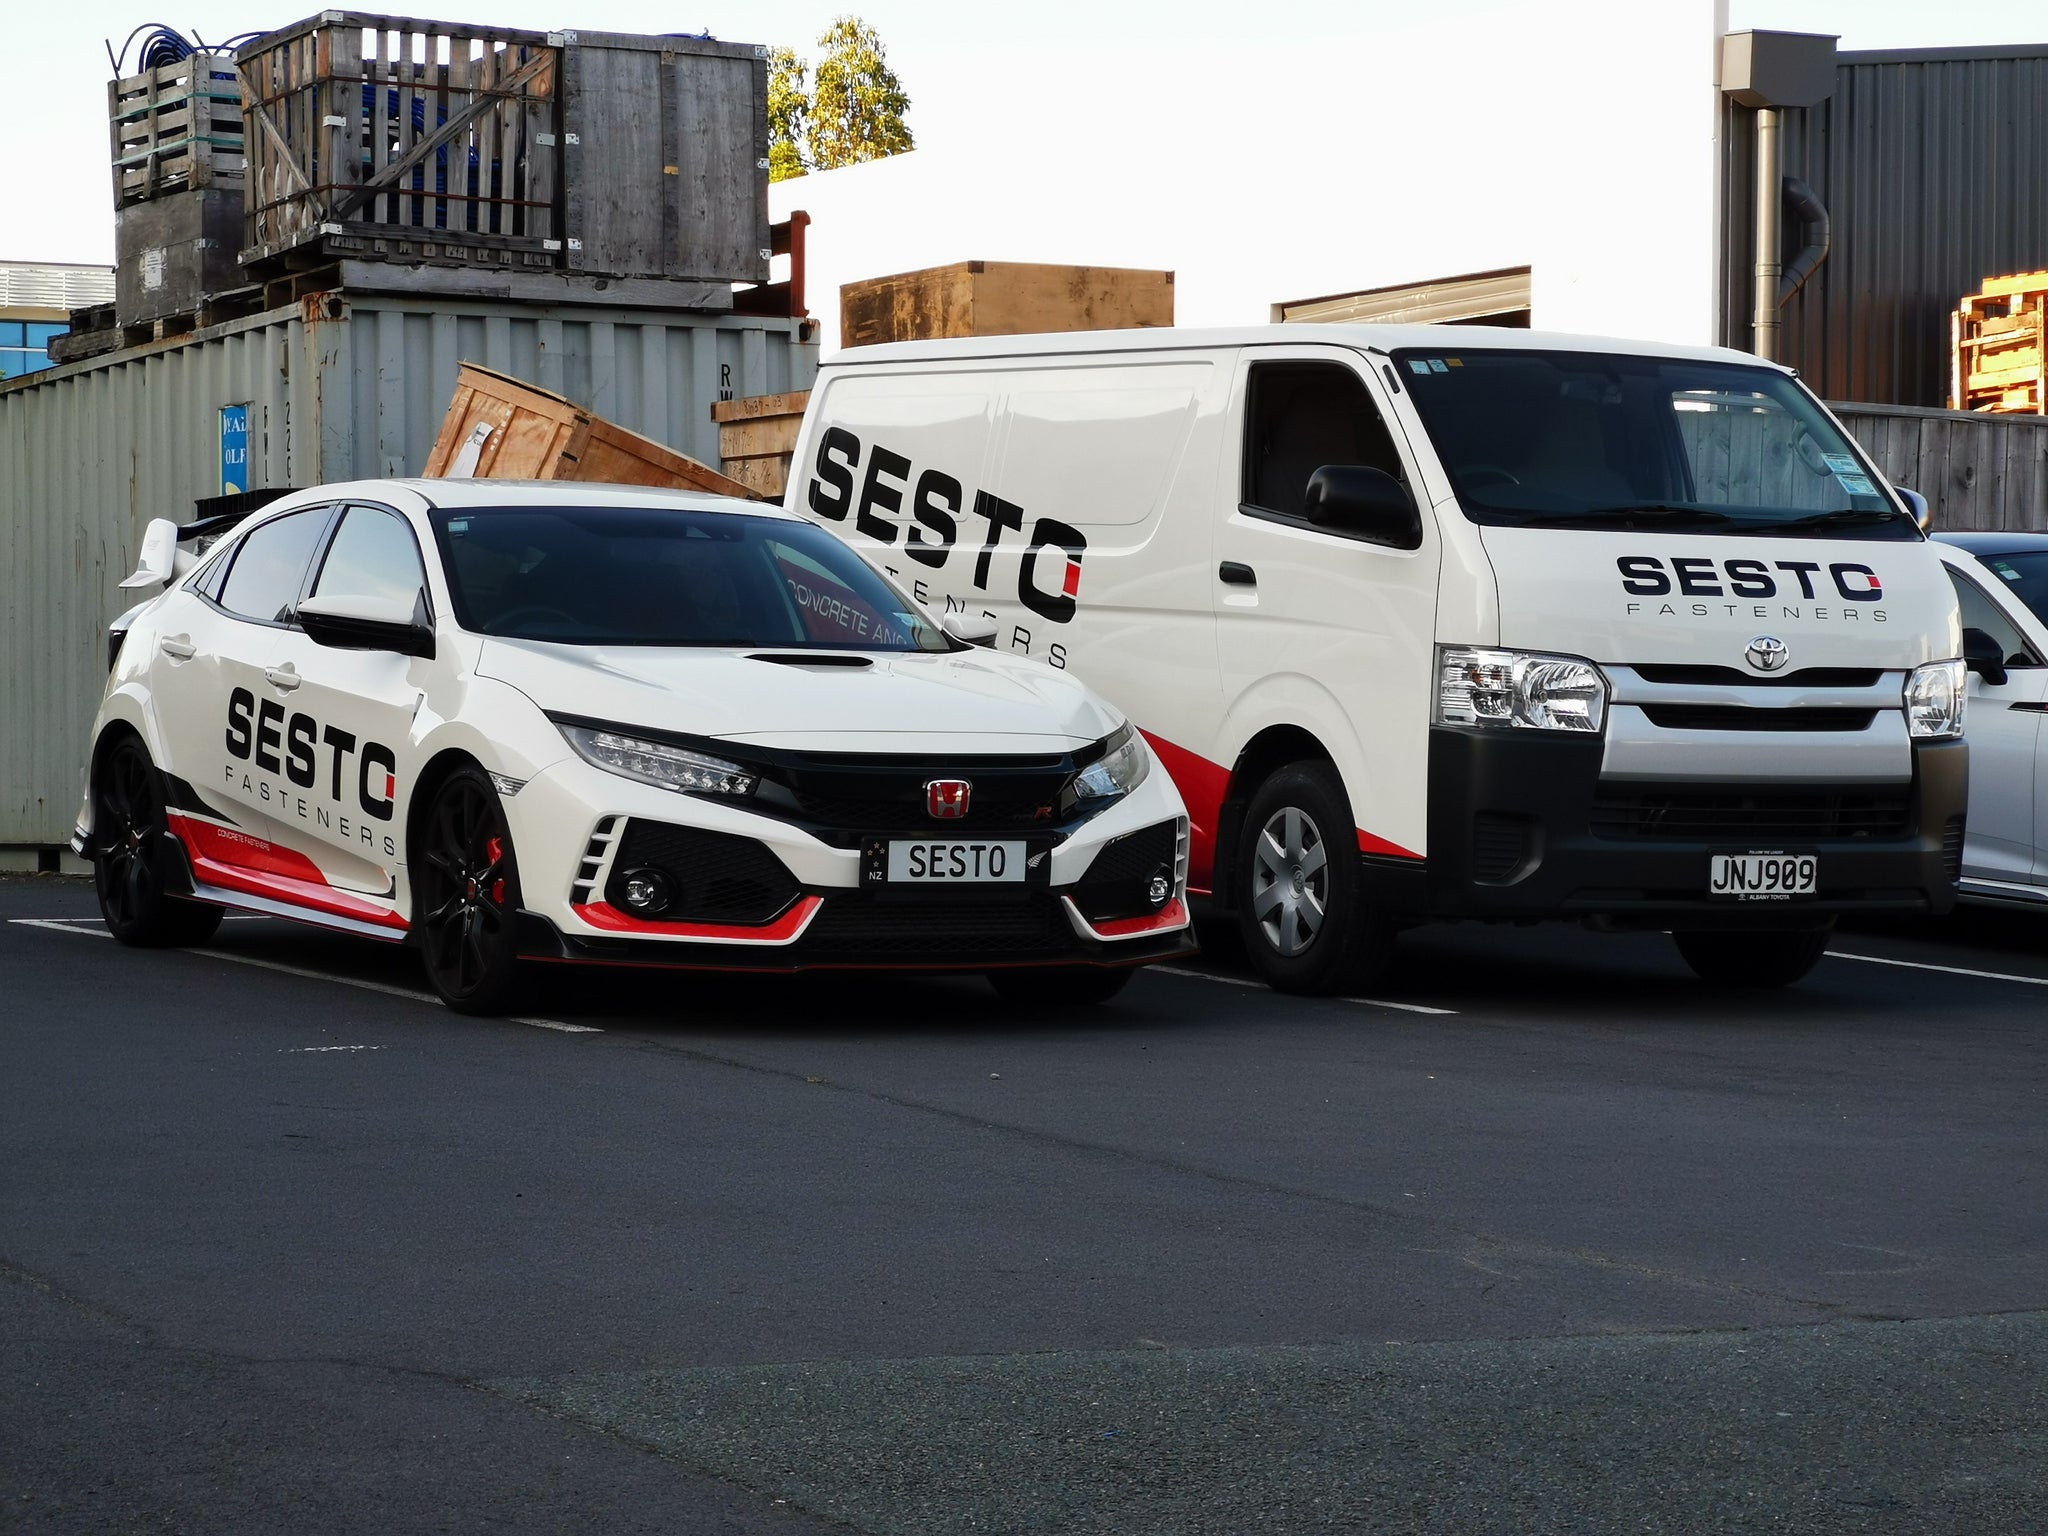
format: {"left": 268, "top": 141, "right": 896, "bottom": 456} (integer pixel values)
{"left": 880, "top": 839, "right": 1029, "bottom": 884}
{"left": 1709, "top": 851, "right": 1818, "bottom": 901}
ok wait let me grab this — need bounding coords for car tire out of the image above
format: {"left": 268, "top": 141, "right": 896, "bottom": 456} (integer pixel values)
{"left": 1672, "top": 925, "right": 1834, "bottom": 988}
{"left": 987, "top": 966, "right": 1134, "bottom": 1007}
{"left": 413, "top": 765, "right": 525, "bottom": 1016}
{"left": 91, "top": 734, "right": 224, "bottom": 948}
{"left": 1234, "top": 761, "right": 1393, "bottom": 995}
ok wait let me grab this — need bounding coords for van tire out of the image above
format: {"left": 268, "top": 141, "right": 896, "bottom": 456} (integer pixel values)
{"left": 1673, "top": 925, "right": 1833, "bottom": 988}
{"left": 1235, "top": 761, "right": 1393, "bottom": 995}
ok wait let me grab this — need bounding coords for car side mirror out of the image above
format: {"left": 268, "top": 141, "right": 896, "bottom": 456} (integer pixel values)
{"left": 1962, "top": 626, "right": 2008, "bottom": 687}
{"left": 1303, "top": 465, "right": 1422, "bottom": 549}
{"left": 297, "top": 590, "right": 437, "bottom": 659}
{"left": 941, "top": 611, "right": 999, "bottom": 648}
{"left": 1894, "top": 485, "right": 1932, "bottom": 534}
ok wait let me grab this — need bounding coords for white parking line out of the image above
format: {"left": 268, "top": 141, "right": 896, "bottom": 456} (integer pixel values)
{"left": 1153, "top": 963, "right": 1458, "bottom": 1016}
{"left": 6, "top": 917, "right": 598, "bottom": 1032}
{"left": 1827, "top": 949, "right": 2048, "bottom": 988}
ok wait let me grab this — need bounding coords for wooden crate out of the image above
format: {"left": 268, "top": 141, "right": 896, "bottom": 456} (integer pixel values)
{"left": 712, "top": 390, "right": 810, "bottom": 498}
{"left": 114, "top": 188, "right": 245, "bottom": 326}
{"left": 424, "top": 362, "right": 757, "bottom": 497}
{"left": 1953, "top": 270, "right": 2048, "bottom": 415}
{"left": 840, "top": 261, "right": 1175, "bottom": 347}
{"left": 237, "top": 13, "right": 561, "bottom": 271}
{"left": 108, "top": 53, "right": 246, "bottom": 206}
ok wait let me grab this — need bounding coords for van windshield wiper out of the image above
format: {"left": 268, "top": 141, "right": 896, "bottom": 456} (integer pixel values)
{"left": 1507, "top": 504, "right": 1740, "bottom": 529}
{"left": 1753, "top": 508, "right": 1912, "bottom": 535}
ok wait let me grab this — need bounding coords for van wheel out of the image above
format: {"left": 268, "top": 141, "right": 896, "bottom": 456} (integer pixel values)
{"left": 1673, "top": 926, "right": 1833, "bottom": 988}
{"left": 91, "top": 735, "right": 224, "bottom": 947}
{"left": 1235, "top": 762, "right": 1393, "bottom": 995}
{"left": 987, "top": 967, "right": 1133, "bottom": 1007}
{"left": 413, "top": 766, "right": 524, "bottom": 1015}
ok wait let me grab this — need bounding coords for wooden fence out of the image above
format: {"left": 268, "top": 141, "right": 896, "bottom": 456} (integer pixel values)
{"left": 1832, "top": 402, "right": 2048, "bottom": 532}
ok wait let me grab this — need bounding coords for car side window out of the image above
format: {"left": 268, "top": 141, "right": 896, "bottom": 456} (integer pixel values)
{"left": 216, "top": 509, "right": 333, "bottom": 624}
{"left": 311, "top": 505, "right": 429, "bottom": 611}
{"left": 1242, "top": 361, "right": 1405, "bottom": 520}
{"left": 1949, "top": 569, "right": 2041, "bottom": 668}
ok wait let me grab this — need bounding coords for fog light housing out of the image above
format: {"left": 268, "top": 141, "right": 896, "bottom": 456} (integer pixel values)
{"left": 1147, "top": 873, "right": 1171, "bottom": 907}
{"left": 619, "top": 868, "right": 674, "bottom": 917}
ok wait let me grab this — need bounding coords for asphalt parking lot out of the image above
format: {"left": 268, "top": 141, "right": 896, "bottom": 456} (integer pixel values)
{"left": 5, "top": 871, "right": 2047, "bottom": 1534}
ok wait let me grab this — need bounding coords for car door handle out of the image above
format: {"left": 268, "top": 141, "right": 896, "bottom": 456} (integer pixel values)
{"left": 264, "top": 666, "right": 302, "bottom": 692}
{"left": 158, "top": 637, "right": 196, "bottom": 661}
{"left": 1219, "top": 561, "right": 1257, "bottom": 586}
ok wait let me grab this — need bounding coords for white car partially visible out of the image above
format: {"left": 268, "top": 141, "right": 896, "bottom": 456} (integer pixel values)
{"left": 75, "top": 481, "right": 1193, "bottom": 1012}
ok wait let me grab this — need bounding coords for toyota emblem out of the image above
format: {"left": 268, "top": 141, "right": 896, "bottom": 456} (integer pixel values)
{"left": 1744, "top": 635, "right": 1789, "bottom": 673}
{"left": 926, "top": 779, "right": 972, "bottom": 819}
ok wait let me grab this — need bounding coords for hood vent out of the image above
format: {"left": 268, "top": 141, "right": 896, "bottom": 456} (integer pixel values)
{"left": 747, "top": 652, "right": 875, "bottom": 668}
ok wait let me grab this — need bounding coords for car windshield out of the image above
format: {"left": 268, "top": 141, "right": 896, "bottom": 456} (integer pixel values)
{"left": 1394, "top": 348, "right": 1920, "bottom": 539}
{"left": 1972, "top": 550, "right": 2048, "bottom": 627}
{"left": 433, "top": 505, "right": 953, "bottom": 650}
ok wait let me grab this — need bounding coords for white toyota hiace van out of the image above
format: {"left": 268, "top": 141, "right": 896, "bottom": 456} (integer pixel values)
{"left": 788, "top": 326, "right": 1966, "bottom": 993}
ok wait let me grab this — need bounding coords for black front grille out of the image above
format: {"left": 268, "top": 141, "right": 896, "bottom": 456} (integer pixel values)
{"left": 1630, "top": 665, "right": 1884, "bottom": 689}
{"left": 1472, "top": 813, "right": 1530, "bottom": 882}
{"left": 1943, "top": 815, "right": 1967, "bottom": 881}
{"left": 1073, "top": 821, "right": 1178, "bottom": 922}
{"left": 1591, "top": 789, "right": 1914, "bottom": 843}
{"left": 1639, "top": 705, "right": 1877, "bottom": 732}
{"left": 606, "top": 820, "right": 802, "bottom": 924}
{"left": 786, "top": 785, "right": 1065, "bottom": 831}
{"left": 803, "top": 894, "right": 1079, "bottom": 959}
{"left": 746, "top": 753, "right": 1079, "bottom": 834}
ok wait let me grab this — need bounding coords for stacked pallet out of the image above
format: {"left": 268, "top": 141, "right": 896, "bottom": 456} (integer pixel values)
{"left": 1953, "top": 271, "right": 2048, "bottom": 415}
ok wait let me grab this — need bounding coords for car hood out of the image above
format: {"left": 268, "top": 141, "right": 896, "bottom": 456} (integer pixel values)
{"left": 476, "top": 640, "right": 1122, "bottom": 753}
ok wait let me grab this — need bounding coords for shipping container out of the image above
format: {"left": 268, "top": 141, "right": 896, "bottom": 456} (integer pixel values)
{"left": 0, "top": 292, "right": 816, "bottom": 850}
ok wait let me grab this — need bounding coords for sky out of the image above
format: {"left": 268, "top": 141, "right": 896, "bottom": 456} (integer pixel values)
{"left": 3, "top": 0, "right": 2044, "bottom": 268}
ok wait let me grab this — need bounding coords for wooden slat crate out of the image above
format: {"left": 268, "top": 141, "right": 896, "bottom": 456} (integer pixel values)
{"left": 108, "top": 53, "right": 245, "bottom": 206}
{"left": 1953, "top": 270, "right": 2048, "bottom": 416}
{"left": 841, "top": 261, "right": 1175, "bottom": 347}
{"left": 237, "top": 12, "right": 561, "bottom": 272}
{"left": 425, "top": 362, "right": 757, "bottom": 497}
{"left": 712, "top": 390, "right": 810, "bottom": 498}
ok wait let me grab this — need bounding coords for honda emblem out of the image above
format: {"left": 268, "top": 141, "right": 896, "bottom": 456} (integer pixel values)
{"left": 926, "top": 779, "right": 972, "bottom": 819}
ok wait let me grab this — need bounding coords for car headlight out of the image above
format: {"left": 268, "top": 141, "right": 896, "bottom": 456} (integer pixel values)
{"left": 1903, "top": 658, "right": 1966, "bottom": 740}
{"left": 1073, "top": 723, "right": 1151, "bottom": 802}
{"left": 558, "top": 724, "right": 759, "bottom": 795}
{"left": 1436, "top": 646, "right": 1608, "bottom": 732}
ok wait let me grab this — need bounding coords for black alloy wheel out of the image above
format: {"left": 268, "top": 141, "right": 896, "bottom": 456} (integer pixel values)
{"left": 986, "top": 965, "right": 1135, "bottom": 1007}
{"left": 91, "top": 734, "right": 223, "bottom": 947}
{"left": 413, "top": 766, "right": 525, "bottom": 1014}
{"left": 1235, "top": 760, "right": 1394, "bottom": 995}
{"left": 1673, "top": 925, "right": 1834, "bottom": 988}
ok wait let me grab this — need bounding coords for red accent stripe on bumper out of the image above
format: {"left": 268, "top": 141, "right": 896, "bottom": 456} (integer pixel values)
{"left": 571, "top": 895, "right": 823, "bottom": 943}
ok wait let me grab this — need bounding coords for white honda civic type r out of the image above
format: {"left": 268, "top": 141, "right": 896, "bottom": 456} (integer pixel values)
{"left": 74, "top": 480, "right": 1193, "bottom": 1012}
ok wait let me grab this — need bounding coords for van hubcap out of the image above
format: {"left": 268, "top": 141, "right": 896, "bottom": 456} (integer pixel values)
{"left": 1251, "top": 806, "right": 1328, "bottom": 957}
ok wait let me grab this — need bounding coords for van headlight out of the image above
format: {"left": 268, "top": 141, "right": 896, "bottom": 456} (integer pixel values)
{"left": 1073, "top": 723, "right": 1151, "bottom": 802}
{"left": 1436, "top": 646, "right": 1608, "bottom": 732}
{"left": 558, "top": 724, "right": 759, "bottom": 795}
{"left": 1903, "top": 658, "right": 1966, "bottom": 739}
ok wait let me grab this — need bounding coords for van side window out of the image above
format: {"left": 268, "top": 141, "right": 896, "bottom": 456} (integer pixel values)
{"left": 1243, "top": 362, "right": 1404, "bottom": 519}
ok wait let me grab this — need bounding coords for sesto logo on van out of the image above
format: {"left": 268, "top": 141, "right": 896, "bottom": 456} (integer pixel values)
{"left": 805, "top": 426, "right": 1088, "bottom": 626}
{"left": 1616, "top": 554, "right": 1888, "bottom": 624}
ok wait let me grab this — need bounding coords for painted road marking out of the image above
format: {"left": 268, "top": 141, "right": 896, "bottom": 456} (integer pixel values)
{"left": 7, "top": 918, "right": 599, "bottom": 1033}
{"left": 1827, "top": 949, "right": 2048, "bottom": 988}
{"left": 1153, "top": 964, "right": 1457, "bottom": 1016}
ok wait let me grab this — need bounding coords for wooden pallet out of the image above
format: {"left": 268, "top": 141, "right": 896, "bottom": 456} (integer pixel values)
{"left": 1953, "top": 271, "right": 2048, "bottom": 415}
{"left": 108, "top": 53, "right": 245, "bottom": 206}
{"left": 712, "top": 390, "right": 810, "bottom": 498}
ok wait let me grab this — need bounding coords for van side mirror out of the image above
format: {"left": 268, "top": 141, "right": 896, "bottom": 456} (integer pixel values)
{"left": 1894, "top": 485, "right": 1932, "bottom": 533}
{"left": 1962, "top": 626, "right": 2008, "bottom": 687}
{"left": 1303, "top": 466, "right": 1422, "bottom": 550}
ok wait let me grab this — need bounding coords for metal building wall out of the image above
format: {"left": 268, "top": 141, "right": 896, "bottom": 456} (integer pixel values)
{"left": 0, "top": 299, "right": 816, "bottom": 848}
{"left": 1720, "top": 45, "right": 2048, "bottom": 407}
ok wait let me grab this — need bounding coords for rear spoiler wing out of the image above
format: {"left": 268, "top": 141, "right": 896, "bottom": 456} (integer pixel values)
{"left": 120, "top": 492, "right": 294, "bottom": 589}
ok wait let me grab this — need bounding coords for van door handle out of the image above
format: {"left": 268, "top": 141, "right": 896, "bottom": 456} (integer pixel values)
{"left": 158, "top": 637, "right": 196, "bottom": 661}
{"left": 264, "top": 666, "right": 302, "bottom": 692}
{"left": 1219, "top": 561, "right": 1257, "bottom": 586}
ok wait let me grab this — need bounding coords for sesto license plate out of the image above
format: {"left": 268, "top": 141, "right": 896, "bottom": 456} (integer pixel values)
{"left": 885, "top": 839, "right": 1029, "bottom": 883}
{"left": 1709, "top": 851, "right": 1818, "bottom": 901}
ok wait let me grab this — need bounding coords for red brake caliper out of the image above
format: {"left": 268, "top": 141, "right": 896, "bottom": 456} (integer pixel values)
{"left": 486, "top": 835, "right": 506, "bottom": 905}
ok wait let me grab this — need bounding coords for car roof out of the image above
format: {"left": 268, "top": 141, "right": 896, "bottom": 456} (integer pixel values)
{"left": 257, "top": 478, "right": 797, "bottom": 518}
{"left": 1932, "top": 530, "right": 2048, "bottom": 559}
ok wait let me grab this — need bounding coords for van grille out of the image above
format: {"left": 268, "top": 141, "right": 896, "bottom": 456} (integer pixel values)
{"left": 1590, "top": 789, "right": 1913, "bottom": 842}
{"left": 1638, "top": 705, "right": 1877, "bottom": 732}
{"left": 1629, "top": 665, "right": 1885, "bottom": 689}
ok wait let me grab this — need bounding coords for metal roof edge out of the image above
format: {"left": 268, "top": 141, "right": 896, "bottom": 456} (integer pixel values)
{"left": 1839, "top": 43, "right": 2048, "bottom": 65}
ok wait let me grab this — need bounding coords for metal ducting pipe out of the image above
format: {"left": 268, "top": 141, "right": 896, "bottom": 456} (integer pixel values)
{"left": 1778, "top": 175, "right": 1830, "bottom": 304}
{"left": 1753, "top": 107, "right": 1782, "bottom": 360}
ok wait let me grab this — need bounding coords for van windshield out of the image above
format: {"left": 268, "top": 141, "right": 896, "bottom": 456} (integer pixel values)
{"left": 1393, "top": 348, "right": 1921, "bottom": 540}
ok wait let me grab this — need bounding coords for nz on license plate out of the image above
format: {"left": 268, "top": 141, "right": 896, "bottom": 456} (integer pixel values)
{"left": 884, "top": 840, "right": 1028, "bottom": 883}
{"left": 1709, "top": 851, "right": 1818, "bottom": 901}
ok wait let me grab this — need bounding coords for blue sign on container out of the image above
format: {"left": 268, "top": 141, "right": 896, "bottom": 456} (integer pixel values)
{"left": 219, "top": 404, "right": 250, "bottom": 494}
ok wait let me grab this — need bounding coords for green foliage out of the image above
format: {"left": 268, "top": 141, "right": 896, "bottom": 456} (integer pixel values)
{"left": 805, "top": 16, "right": 913, "bottom": 171}
{"left": 766, "top": 45, "right": 810, "bottom": 182}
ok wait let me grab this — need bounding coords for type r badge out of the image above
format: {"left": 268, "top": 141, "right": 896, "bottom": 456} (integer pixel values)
{"left": 1745, "top": 635, "right": 1790, "bottom": 672}
{"left": 926, "top": 779, "right": 971, "bottom": 819}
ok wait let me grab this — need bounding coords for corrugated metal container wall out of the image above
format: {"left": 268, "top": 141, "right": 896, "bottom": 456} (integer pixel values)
{"left": 0, "top": 298, "right": 816, "bottom": 847}
{"left": 1720, "top": 45, "right": 2048, "bottom": 408}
